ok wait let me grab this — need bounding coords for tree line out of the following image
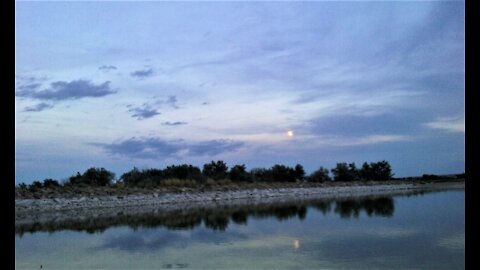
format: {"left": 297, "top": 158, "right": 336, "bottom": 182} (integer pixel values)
{"left": 16, "top": 160, "right": 395, "bottom": 190}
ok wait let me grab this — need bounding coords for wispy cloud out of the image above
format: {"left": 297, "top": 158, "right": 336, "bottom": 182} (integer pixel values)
{"left": 166, "top": 96, "right": 179, "bottom": 109}
{"left": 335, "top": 134, "right": 412, "bottom": 147}
{"left": 424, "top": 116, "right": 464, "bottom": 133}
{"left": 95, "top": 137, "right": 182, "bottom": 159}
{"left": 291, "top": 134, "right": 412, "bottom": 148}
{"left": 128, "top": 95, "right": 179, "bottom": 120}
{"left": 437, "top": 232, "right": 464, "bottom": 250}
{"left": 162, "top": 121, "right": 188, "bottom": 126}
{"left": 17, "top": 83, "right": 42, "bottom": 92}
{"left": 95, "top": 137, "right": 244, "bottom": 159}
{"left": 99, "top": 65, "right": 117, "bottom": 71}
{"left": 23, "top": 102, "right": 54, "bottom": 112}
{"left": 129, "top": 107, "right": 160, "bottom": 120}
{"left": 131, "top": 68, "right": 154, "bottom": 78}
{"left": 16, "top": 79, "right": 115, "bottom": 101}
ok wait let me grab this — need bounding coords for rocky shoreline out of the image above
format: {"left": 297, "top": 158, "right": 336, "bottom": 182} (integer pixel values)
{"left": 15, "top": 181, "right": 464, "bottom": 219}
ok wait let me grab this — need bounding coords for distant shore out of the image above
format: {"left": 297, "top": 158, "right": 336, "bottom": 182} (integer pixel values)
{"left": 15, "top": 180, "right": 464, "bottom": 219}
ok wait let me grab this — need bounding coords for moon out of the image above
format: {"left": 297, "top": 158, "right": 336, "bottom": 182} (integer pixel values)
{"left": 287, "top": 130, "right": 294, "bottom": 137}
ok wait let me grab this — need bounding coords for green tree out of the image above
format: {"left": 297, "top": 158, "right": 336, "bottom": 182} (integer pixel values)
{"left": 370, "top": 160, "right": 393, "bottom": 181}
{"left": 203, "top": 160, "right": 228, "bottom": 180}
{"left": 308, "top": 166, "right": 331, "bottom": 182}
{"left": 294, "top": 164, "right": 306, "bottom": 181}
{"left": 164, "top": 164, "right": 205, "bottom": 182}
{"left": 250, "top": 168, "right": 273, "bottom": 182}
{"left": 229, "top": 164, "right": 251, "bottom": 182}
{"left": 120, "top": 167, "right": 143, "bottom": 186}
{"left": 69, "top": 168, "right": 115, "bottom": 186}
{"left": 359, "top": 162, "right": 372, "bottom": 181}
{"left": 271, "top": 164, "right": 296, "bottom": 182}
{"left": 68, "top": 172, "right": 83, "bottom": 185}
{"left": 83, "top": 167, "right": 115, "bottom": 186}
{"left": 331, "top": 162, "right": 359, "bottom": 182}
{"left": 28, "top": 180, "right": 43, "bottom": 192}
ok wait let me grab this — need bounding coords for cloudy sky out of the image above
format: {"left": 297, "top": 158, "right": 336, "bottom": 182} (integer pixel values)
{"left": 15, "top": 1, "right": 464, "bottom": 183}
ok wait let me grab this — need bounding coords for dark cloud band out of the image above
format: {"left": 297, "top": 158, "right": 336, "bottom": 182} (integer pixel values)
{"left": 131, "top": 68, "right": 154, "bottom": 78}
{"left": 16, "top": 79, "right": 116, "bottom": 101}
{"left": 95, "top": 137, "right": 244, "bottom": 159}
{"left": 23, "top": 103, "right": 54, "bottom": 112}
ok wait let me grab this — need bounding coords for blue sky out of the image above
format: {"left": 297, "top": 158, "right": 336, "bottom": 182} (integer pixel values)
{"left": 15, "top": 1, "right": 465, "bottom": 183}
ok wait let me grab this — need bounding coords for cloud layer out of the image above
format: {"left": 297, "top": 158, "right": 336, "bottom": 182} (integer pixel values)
{"left": 96, "top": 137, "right": 244, "bottom": 159}
{"left": 129, "top": 107, "right": 160, "bottom": 120}
{"left": 23, "top": 102, "right": 54, "bottom": 112}
{"left": 99, "top": 65, "right": 117, "bottom": 71}
{"left": 16, "top": 79, "right": 115, "bottom": 101}
{"left": 162, "top": 121, "right": 188, "bottom": 126}
{"left": 424, "top": 117, "right": 465, "bottom": 133}
{"left": 131, "top": 68, "right": 154, "bottom": 78}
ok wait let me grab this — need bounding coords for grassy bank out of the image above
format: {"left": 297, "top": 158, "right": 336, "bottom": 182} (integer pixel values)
{"left": 15, "top": 178, "right": 465, "bottom": 200}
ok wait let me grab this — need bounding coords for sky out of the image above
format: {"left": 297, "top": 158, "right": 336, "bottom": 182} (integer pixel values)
{"left": 15, "top": 1, "right": 465, "bottom": 183}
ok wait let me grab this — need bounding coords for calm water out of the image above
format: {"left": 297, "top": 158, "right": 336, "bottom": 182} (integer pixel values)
{"left": 15, "top": 190, "right": 464, "bottom": 269}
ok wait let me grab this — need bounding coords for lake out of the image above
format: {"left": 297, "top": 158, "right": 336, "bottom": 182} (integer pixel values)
{"left": 15, "top": 189, "right": 464, "bottom": 269}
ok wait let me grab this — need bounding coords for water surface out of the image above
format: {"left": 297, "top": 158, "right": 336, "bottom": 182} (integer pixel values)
{"left": 16, "top": 190, "right": 464, "bottom": 269}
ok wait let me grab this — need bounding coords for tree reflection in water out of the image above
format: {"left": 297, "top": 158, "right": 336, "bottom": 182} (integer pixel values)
{"left": 16, "top": 196, "right": 395, "bottom": 237}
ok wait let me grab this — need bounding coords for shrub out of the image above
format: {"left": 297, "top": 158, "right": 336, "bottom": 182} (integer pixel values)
{"left": 422, "top": 174, "right": 440, "bottom": 181}
{"left": 28, "top": 181, "right": 43, "bottom": 192}
{"left": 16, "top": 183, "right": 28, "bottom": 190}
{"left": 250, "top": 168, "right": 273, "bottom": 182}
{"left": 43, "top": 178, "right": 60, "bottom": 188}
{"left": 165, "top": 164, "right": 205, "bottom": 182}
{"left": 205, "top": 178, "right": 216, "bottom": 187}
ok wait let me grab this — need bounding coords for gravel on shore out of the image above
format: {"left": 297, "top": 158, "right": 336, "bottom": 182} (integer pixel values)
{"left": 15, "top": 181, "right": 464, "bottom": 218}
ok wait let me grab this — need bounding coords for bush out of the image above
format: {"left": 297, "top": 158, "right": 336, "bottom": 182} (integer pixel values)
{"left": 422, "top": 174, "right": 440, "bottom": 180}
{"left": 28, "top": 181, "right": 43, "bottom": 192}
{"left": 164, "top": 164, "right": 205, "bottom": 182}
{"left": 205, "top": 178, "right": 216, "bottom": 187}
{"left": 16, "top": 183, "right": 28, "bottom": 190}
{"left": 43, "top": 178, "right": 60, "bottom": 188}
{"left": 121, "top": 165, "right": 206, "bottom": 187}
{"left": 250, "top": 168, "right": 273, "bottom": 182}
{"left": 162, "top": 179, "right": 197, "bottom": 187}
{"left": 121, "top": 167, "right": 149, "bottom": 187}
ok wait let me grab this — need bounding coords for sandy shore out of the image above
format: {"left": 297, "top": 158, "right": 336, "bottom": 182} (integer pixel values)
{"left": 15, "top": 181, "right": 464, "bottom": 220}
